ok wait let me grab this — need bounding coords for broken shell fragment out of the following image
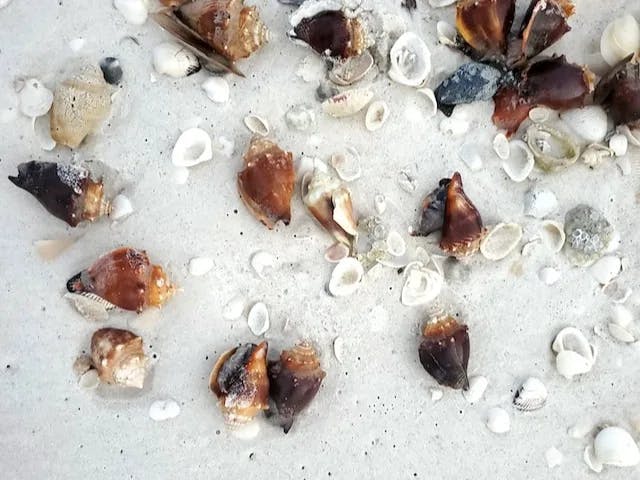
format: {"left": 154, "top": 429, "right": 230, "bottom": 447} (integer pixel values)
{"left": 486, "top": 407, "right": 510, "bottom": 434}
{"left": 331, "top": 147, "right": 361, "bottom": 181}
{"left": 171, "top": 128, "right": 213, "bottom": 167}
{"left": 328, "top": 257, "right": 364, "bottom": 297}
{"left": 268, "top": 341, "right": 326, "bottom": 433}
{"left": 8, "top": 161, "right": 108, "bottom": 227}
{"left": 401, "top": 261, "right": 444, "bottom": 307}
{"left": 492, "top": 133, "right": 510, "bottom": 160}
{"left": 90, "top": 327, "right": 149, "bottom": 388}
{"left": 540, "top": 220, "right": 566, "bottom": 253}
{"left": 153, "top": 42, "right": 201, "bottom": 78}
{"left": 516, "top": 0, "right": 574, "bottom": 62}
{"left": 67, "top": 247, "right": 175, "bottom": 313}
{"left": 525, "top": 123, "right": 579, "bottom": 172}
{"left": 417, "top": 87, "right": 438, "bottom": 117}
{"left": 552, "top": 327, "right": 596, "bottom": 379}
{"left": 462, "top": 375, "right": 488, "bottom": 404}
{"left": 413, "top": 178, "right": 450, "bottom": 237}
{"left": 285, "top": 104, "right": 316, "bottom": 131}
{"left": 243, "top": 114, "right": 270, "bottom": 136}
{"left": 434, "top": 62, "right": 502, "bottom": 116}
{"left": 17, "top": 78, "right": 53, "bottom": 118}
{"left": 109, "top": 194, "right": 133, "bottom": 220}
{"left": 419, "top": 315, "right": 470, "bottom": 390}
{"left": 209, "top": 342, "right": 270, "bottom": 426}
{"left": 609, "top": 133, "right": 628, "bottom": 156}
{"left": 513, "top": 377, "right": 547, "bottom": 411}
{"left": 523, "top": 188, "right": 558, "bottom": 219}
{"left": 589, "top": 256, "right": 621, "bottom": 285}
{"left": 322, "top": 88, "right": 373, "bottom": 118}
{"left": 329, "top": 51, "right": 374, "bottom": 86}
{"left": 436, "top": 20, "right": 457, "bottom": 47}
{"left": 564, "top": 205, "right": 614, "bottom": 267}
{"left": 502, "top": 140, "right": 534, "bottom": 182}
{"left": 480, "top": 223, "right": 523, "bottom": 261}
{"left": 455, "top": 0, "right": 515, "bottom": 60}
{"left": 237, "top": 137, "right": 295, "bottom": 229}
{"left": 388, "top": 32, "right": 431, "bottom": 87}
{"left": 66, "top": 292, "right": 115, "bottom": 322}
{"left": 538, "top": 267, "right": 560, "bottom": 285}
{"left": 189, "top": 256, "right": 214, "bottom": 276}
{"left": 592, "top": 426, "right": 640, "bottom": 469}
{"left": 201, "top": 77, "right": 230, "bottom": 103}
{"left": 365, "top": 100, "right": 389, "bottom": 132}
{"left": 600, "top": 15, "right": 640, "bottom": 67}
{"left": 247, "top": 302, "right": 269, "bottom": 336}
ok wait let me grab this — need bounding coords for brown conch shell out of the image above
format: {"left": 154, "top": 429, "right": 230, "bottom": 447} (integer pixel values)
{"left": 440, "top": 172, "right": 485, "bottom": 257}
{"left": 455, "top": 0, "right": 515, "bottom": 61}
{"left": 50, "top": 65, "right": 111, "bottom": 148}
{"left": 515, "top": 0, "right": 574, "bottom": 63}
{"left": 595, "top": 53, "right": 640, "bottom": 128}
{"left": 90, "top": 328, "right": 149, "bottom": 388}
{"left": 268, "top": 341, "right": 326, "bottom": 434}
{"left": 413, "top": 178, "right": 451, "bottom": 237}
{"left": 66, "top": 247, "right": 175, "bottom": 313}
{"left": 237, "top": 137, "right": 295, "bottom": 229}
{"left": 209, "top": 342, "right": 270, "bottom": 426}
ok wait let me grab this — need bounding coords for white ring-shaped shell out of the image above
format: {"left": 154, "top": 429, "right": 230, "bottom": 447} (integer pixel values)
{"left": 388, "top": 32, "right": 431, "bottom": 87}
{"left": 365, "top": 100, "right": 390, "bottom": 132}
{"left": 539, "top": 220, "right": 566, "bottom": 253}
{"left": 552, "top": 327, "right": 596, "bottom": 379}
{"left": 329, "top": 257, "right": 364, "bottom": 297}
{"left": 171, "top": 128, "right": 213, "bottom": 167}
{"left": 400, "top": 261, "right": 443, "bottom": 306}
{"left": 502, "top": 140, "right": 534, "bottom": 182}
{"left": 600, "top": 15, "right": 640, "bottom": 67}
{"left": 480, "top": 223, "right": 523, "bottom": 260}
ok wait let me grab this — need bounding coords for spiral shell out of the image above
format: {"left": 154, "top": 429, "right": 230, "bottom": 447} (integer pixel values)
{"left": 90, "top": 328, "right": 149, "bottom": 388}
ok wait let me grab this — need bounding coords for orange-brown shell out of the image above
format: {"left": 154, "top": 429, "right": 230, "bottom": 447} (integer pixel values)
{"left": 90, "top": 328, "right": 148, "bottom": 388}
{"left": 419, "top": 316, "right": 470, "bottom": 390}
{"left": 66, "top": 247, "right": 175, "bottom": 312}
{"left": 515, "top": 0, "right": 574, "bottom": 63}
{"left": 456, "top": 0, "right": 515, "bottom": 61}
{"left": 237, "top": 137, "right": 295, "bottom": 229}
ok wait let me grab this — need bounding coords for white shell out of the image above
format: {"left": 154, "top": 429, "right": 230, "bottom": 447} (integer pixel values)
{"left": 388, "top": 32, "right": 431, "bottom": 87}
{"left": 114, "top": 0, "right": 148, "bottom": 25}
{"left": 188, "top": 256, "right": 214, "bottom": 276}
{"left": 401, "top": 261, "right": 443, "bottom": 306}
{"left": 18, "top": 79, "right": 53, "bottom": 118}
{"left": 486, "top": 407, "right": 510, "bottom": 434}
{"left": 149, "top": 399, "right": 181, "bottom": 421}
{"left": 545, "top": 447, "right": 564, "bottom": 469}
{"left": 250, "top": 251, "right": 276, "bottom": 278}
{"left": 609, "top": 133, "right": 629, "bottom": 157}
{"left": 0, "top": 0, "right": 13, "bottom": 7}
{"left": 64, "top": 292, "right": 113, "bottom": 322}
{"left": 584, "top": 445, "right": 604, "bottom": 473}
{"left": 243, "top": 114, "right": 270, "bottom": 136}
{"left": 593, "top": 427, "right": 640, "bottom": 468}
{"left": 32, "top": 114, "right": 56, "bottom": 151}
{"left": 171, "top": 128, "right": 213, "bottom": 167}
{"left": 492, "top": 133, "right": 510, "bottom": 160}
{"left": 552, "top": 327, "right": 596, "bottom": 379}
{"left": 331, "top": 147, "right": 361, "bottom": 182}
{"left": 581, "top": 143, "right": 615, "bottom": 168}
{"left": 538, "top": 267, "right": 561, "bottom": 285}
{"left": 222, "top": 295, "right": 245, "bottom": 321}
{"left": 589, "top": 256, "right": 621, "bottom": 285}
{"left": 68, "top": 38, "right": 85, "bottom": 52}
{"left": 480, "top": 223, "right": 523, "bottom": 261}
{"left": 417, "top": 87, "right": 438, "bottom": 118}
{"left": 528, "top": 107, "right": 553, "bottom": 123}
{"left": 173, "top": 166, "right": 190, "bottom": 184}
{"left": 322, "top": 88, "right": 373, "bottom": 118}
{"left": 329, "top": 257, "right": 364, "bottom": 297}
{"left": 386, "top": 231, "right": 406, "bottom": 257}
{"left": 329, "top": 51, "right": 374, "bottom": 86}
{"left": 78, "top": 369, "right": 100, "bottom": 389}
{"left": 429, "top": 0, "right": 456, "bottom": 7}
{"left": 213, "top": 135, "right": 234, "bottom": 159}
{"left": 560, "top": 106, "right": 609, "bottom": 144}
{"left": 285, "top": 104, "right": 316, "bottom": 131}
{"left": 523, "top": 188, "right": 558, "bottom": 219}
{"left": 436, "top": 21, "right": 457, "bottom": 47}
{"left": 608, "top": 323, "right": 636, "bottom": 343}
{"left": 324, "top": 242, "right": 350, "bottom": 263}
{"left": 600, "top": 15, "right": 640, "bottom": 66}
{"left": 333, "top": 336, "right": 345, "bottom": 363}
{"left": 502, "top": 140, "right": 534, "bottom": 182}
{"left": 152, "top": 42, "right": 199, "bottom": 78}
{"left": 430, "top": 388, "right": 444, "bottom": 402}
{"left": 539, "top": 220, "right": 565, "bottom": 253}
{"left": 458, "top": 143, "right": 483, "bottom": 171}
{"left": 365, "top": 100, "right": 390, "bottom": 131}
{"left": 513, "top": 377, "right": 547, "bottom": 411}
{"left": 109, "top": 194, "right": 133, "bottom": 220}
{"left": 201, "top": 77, "right": 230, "bottom": 104}
{"left": 34, "top": 238, "right": 76, "bottom": 261}
{"left": 462, "top": 375, "right": 488, "bottom": 404}
{"left": 374, "top": 194, "right": 386, "bottom": 214}
{"left": 247, "top": 302, "right": 270, "bottom": 336}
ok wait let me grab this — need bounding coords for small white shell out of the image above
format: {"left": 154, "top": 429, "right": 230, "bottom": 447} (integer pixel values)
{"left": 608, "top": 323, "right": 636, "bottom": 343}
{"left": 68, "top": 38, "right": 85, "bottom": 52}
{"left": 552, "top": 327, "right": 596, "bottom": 379}
{"left": 34, "top": 238, "right": 76, "bottom": 261}
{"left": 149, "top": 399, "right": 181, "bottom": 421}
{"left": 593, "top": 426, "right": 640, "bottom": 468}
{"left": 492, "top": 133, "right": 510, "bottom": 160}
{"left": 462, "top": 375, "right": 488, "bottom": 404}
{"left": 171, "top": 128, "right": 213, "bottom": 167}
{"left": 222, "top": 295, "right": 245, "bottom": 321}
{"left": 458, "top": 143, "right": 483, "bottom": 171}
{"left": 401, "top": 261, "right": 443, "bottom": 306}
{"left": 250, "top": 251, "right": 276, "bottom": 278}
{"left": 329, "top": 51, "right": 374, "bottom": 86}
{"left": 528, "top": 107, "right": 553, "bottom": 123}
{"left": 188, "top": 257, "right": 214, "bottom": 276}
{"left": 365, "top": 100, "right": 390, "bottom": 132}
{"left": 152, "top": 42, "right": 200, "bottom": 78}
{"left": 513, "top": 377, "right": 547, "bottom": 411}
{"left": 417, "top": 87, "right": 438, "bottom": 118}
{"left": 173, "top": 167, "right": 190, "bottom": 184}
{"left": 247, "top": 302, "right": 270, "bottom": 336}
{"left": 64, "top": 292, "right": 113, "bottom": 322}
{"left": 78, "top": 369, "right": 100, "bottom": 389}
{"left": 18, "top": 79, "right": 53, "bottom": 118}
{"left": 538, "top": 267, "right": 561, "bottom": 285}
{"left": 480, "top": 223, "right": 523, "bottom": 261}
{"left": 374, "top": 194, "right": 386, "bottom": 215}
{"left": 560, "top": 106, "right": 609, "bottom": 144}
{"left": 109, "top": 194, "right": 133, "bottom": 220}
{"left": 324, "top": 242, "right": 350, "bottom": 263}
{"left": 386, "top": 231, "right": 406, "bottom": 257}
{"left": 486, "top": 407, "right": 510, "bottom": 434}
{"left": 502, "top": 140, "right": 534, "bottom": 182}
{"left": 243, "top": 114, "right": 270, "bottom": 136}
{"left": 114, "top": 0, "right": 148, "bottom": 25}
{"left": 333, "top": 336, "right": 345, "bottom": 363}
{"left": 430, "top": 388, "right": 444, "bottom": 402}
{"left": 589, "top": 256, "right": 621, "bottom": 285}
{"left": 523, "top": 188, "right": 558, "bottom": 219}
{"left": 32, "top": 114, "right": 56, "bottom": 151}
{"left": 540, "top": 220, "right": 565, "bottom": 253}
{"left": 322, "top": 88, "right": 373, "bottom": 118}
{"left": 329, "top": 257, "right": 364, "bottom": 297}
{"left": 600, "top": 15, "right": 640, "bottom": 66}
{"left": 545, "top": 447, "right": 563, "bottom": 469}
{"left": 436, "top": 21, "right": 457, "bottom": 47}
{"left": 285, "top": 104, "right": 316, "bottom": 131}
{"left": 388, "top": 32, "right": 431, "bottom": 87}
{"left": 584, "top": 445, "right": 604, "bottom": 473}
{"left": 331, "top": 147, "right": 361, "bottom": 182}
{"left": 201, "top": 77, "right": 230, "bottom": 104}
{"left": 610, "top": 133, "right": 629, "bottom": 157}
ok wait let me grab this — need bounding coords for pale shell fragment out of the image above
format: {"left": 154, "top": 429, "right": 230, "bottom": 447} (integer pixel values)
{"left": 486, "top": 407, "right": 510, "bottom": 434}
{"left": 324, "top": 242, "right": 350, "bottom": 263}
{"left": 247, "top": 302, "right": 270, "bottom": 336}
{"left": 436, "top": 21, "right": 457, "bottom": 47}
{"left": 538, "top": 267, "right": 561, "bottom": 285}
{"left": 540, "top": 220, "right": 565, "bottom": 253}
{"left": 609, "top": 134, "right": 629, "bottom": 157}
{"left": 32, "top": 114, "right": 56, "bottom": 151}
{"left": 429, "top": 0, "right": 456, "bottom": 7}
{"left": 593, "top": 426, "right": 640, "bottom": 468}
{"left": 386, "top": 231, "right": 406, "bottom": 257}
{"left": 188, "top": 257, "right": 214, "bottom": 276}
{"left": 243, "top": 114, "right": 270, "bottom": 136}
{"left": 600, "top": 15, "right": 640, "bottom": 67}
{"left": 78, "top": 369, "right": 100, "bottom": 389}
{"left": 589, "top": 256, "right": 621, "bottom": 285}
{"left": 417, "top": 88, "right": 437, "bottom": 118}
{"left": 560, "top": 106, "right": 609, "bottom": 144}
{"left": 285, "top": 104, "right": 316, "bottom": 131}
{"left": 149, "top": 399, "right": 181, "bottom": 421}
{"left": 545, "top": 447, "right": 563, "bottom": 469}
{"left": 458, "top": 143, "right": 483, "bottom": 171}
{"left": 401, "top": 261, "right": 443, "bottom": 306}
{"left": 322, "top": 88, "right": 373, "bottom": 118}
{"left": 388, "top": 32, "right": 431, "bottom": 87}
{"left": 34, "top": 238, "right": 76, "bottom": 261}
{"left": 502, "top": 140, "right": 534, "bottom": 182}
{"left": 331, "top": 147, "right": 361, "bottom": 182}
{"left": 114, "top": 0, "right": 148, "bottom": 25}
{"left": 608, "top": 323, "right": 636, "bottom": 343}
{"left": 528, "top": 107, "right": 553, "bottom": 124}
{"left": 109, "top": 194, "right": 133, "bottom": 220}
{"left": 523, "top": 188, "right": 558, "bottom": 219}
{"left": 365, "top": 100, "right": 390, "bottom": 132}
{"left": 480, "top": 223, "right": 523, "bottom": 261}
{"left": 611, "top": 305, "right": 633, "bottom": 328}
{"left": 171, "top": 128, "right": 213, "bottom": 167}
{"left": 513, "top": 377, "right": 547, "bottom": 411}
{"left": 250, "top": 251, "right": 276, "bottom": 278}
{"left": 173, "top": 167, "right": 190, "bottom": 185}
{"left": 18, "top": 79, "right": 53, "bottom": 118}
{"left": 201, "top": 77, "right": 230, "bottom": 104}
{"left": 329, "top": 257, "right": 364, "bottom": 297}
{"left": 552, "top": 327, "right": 596, "bottom": 379}
{"left": 333, "top": 336, "right": 345, "bottom": 363}
{"left": 492, "top": 133, "right": 510, "bottom": 160}
{"left": 222, "top": 295, "right": 245, "bottom": 321}
{"left": 584, "top": 445, "right": 604, "bottom": 473}
{"left": 430, "top": 388, "right": 444, "bottom": 402}
{"left": 462, "top": 375, "right": 488, "bottom": 404}
{"left": 329, "top": 51, "right": 374, "bottom": 86}
{"left": 152, "top": 42, "right": 200, "bottom": 78}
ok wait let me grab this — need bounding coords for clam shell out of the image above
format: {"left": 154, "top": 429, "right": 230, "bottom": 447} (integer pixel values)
{"left": 331, "top": 147, "right": 361, "bottom": 181}
{"left": 243, "top": 114, "right": 270, "bottom": 136}
{"left": 593, "top": 427, "right": 640, "bottom": 468}
{"left": 458, "top": 143, "right": 483, "bottom": 172}
{"left": 486, "top": 407, "right": 510, "bottom": 434}
{"left": 492, "top": 133, "right": 510, "bottom": 160}
{"left": 600, "top": 15, "right": 640, "bottom": 67}
{"left": 513, "top": 377, "right": 547, "bottom": 411}
{"left": 328, "top": 257, "right": 364, "bottom": 297}
{"left": 589, "top": 256, "right": 621, "bottom": 285}
{"left": 109, "top": 194, "right": 133, "bottom": 220}
{"left": 247, "top": 302, "right": 270, "bottom": 336}
{"left": 560, "top": 106, "right": 609, "bottom": 144}
{"left": 365, "top": 100, "right": 389, "bottom": 132}
{"left": 388, "top": 32, "right": 431, "bottom": 87}
{"left": 462, "top": 375, "right": 488, "bottom": 404}
{"left": 149, "top": 399, "right": 181, "bottom": 422}
{"left": 480, "top": 223, "right": 523, "bottom": 261}
{"left": 114, "top": 0, "right": 148, "bottom": 25}
{"left": 322, "top": 88, "right": 373, "bottom": 117}
{"left": 18, "top": 78, "right": 53, "bottom": 118}
{"left": 525, "top": 124, "right": 580, "bottom": 172}
{"left": 152, "top": 42, "right": 200, "bottom": 78}
{"left": 329, "top": 51, "right": 374, "bottom": 86}
{"left": 201, "top": 77, "right": 230, "bottom": 103}
{"left": 222, "top": 295, "right": 245, "bottom": 320}
{"left": 171, "top": 128, "right": 213, "bottom": 167}
{"left": 188, "top": 256, "right": 214, "bottom": 276}
{"left": 401, "top": 261, "right": 443, "bottom": 306}
{"left": 502, "top": 140, "right": 534, "bottom": 182}
{"left": 540, "top": 220, "right": 565, "bottom": 253}
{"left": 552, "top": 327, "right": 596, "bottom": 379}
{"left": 523, "top": 188, "right": 558, "bottom": 219}
{"left": 609, "top": 133, "right": 629, "bottom": 157}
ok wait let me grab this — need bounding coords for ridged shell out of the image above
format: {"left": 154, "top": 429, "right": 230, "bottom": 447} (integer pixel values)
{"left": 91, "top": 328, "right": 148, "bottom": 388}
{"left": 513, "top": 377, "right": 547, "bottom": 411}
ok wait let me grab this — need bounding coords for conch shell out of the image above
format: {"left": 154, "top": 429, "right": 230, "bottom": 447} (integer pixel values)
{"left": 90, "top": 328, "right": 149, "bottom": 389}
{"left": 595, "top": 53, "right": 640, "bottom": 128}
{"left": 456, "top": 0, "right": 515, "bottom": 61}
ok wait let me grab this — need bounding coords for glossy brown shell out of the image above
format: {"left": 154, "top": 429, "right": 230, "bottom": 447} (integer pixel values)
{"left": 515, "top": 0, "right": 574, "bottom": 63}
{"left": 237, "top": 137, "right": 295, "bottom": 229}
{"left": 492, "top": 85, "right": 533, "bottom": 136}
{"left": 456, "top": 0, "right": 515, "bottom": 61}
{"left": 419, "top": 316, "right": 470, "bottom": 390}
{"left": 413, "top": 178, "right": 451, "bottom": 237}
{"left": 595, "top": 53, "right": 640, "bottom": 128}
{"left": 91, "top": 328, "right": 148, "bottom": 388}
{"left": 292, "top": 10, "right": 365, "bottom": 59}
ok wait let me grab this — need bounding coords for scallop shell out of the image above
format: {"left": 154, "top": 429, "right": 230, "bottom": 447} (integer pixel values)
{"left": 600, "top": 15, "right": 640, "bottom": 67}
{"left": 525, "top": 123, "right": 580, "bottom": 172}
{"left": 552, "top": 327, "right": 596, "bottom": 379}
{"left": 513, "top": 377, "right": 547, "bottom": 411}
{"left": 486, "top": 407, "right": 510, "bottom": 434}
{"left": 328, "top": 257, "right": 364, "bottom": 297}
{"left": 502, "top": 140, "right": 534, "bottom": 182}
{"left": 329, "top": 51, "right": 374, "bottom": 86}
{"left": 247, "top": 302, "right": 270, "bottom": 336}
{"left": 492, "top": 133, "right": 510, "bottom": 160}
{"left": 560, "top": 105, "right": 609, "bottom": 144}
{"left": 152, "top": 42, "right": 201, "bottom": 78}
{"left": 322, "top": 88, "right": 373, "bottom": 118}
{"left": 331, "top": 147, "right": 361, "bottom": 181}
{"left": 540, "top": 220, "right": 566, "bottom": 253}
{"left": 388, "top": 32, "right": 431, "bottom": 87}
{"left": 171, "top": 128, "right": 213, "bottom": 167}
{"left": 114, "top": 0, "right": 148, "bottom": 25}
{"left": 480, "top": 223, "right": 523, "bottom": 261}
{"left": 18, "top": 78, "right": 53, "bottom": 118}
{"left": 91, "top": 328, "right": 149, "bottom": 388}
{"left": 243, "top": 114, "right": 270, "bottom": 136}
{"left": 593, "top": 427, "right": 640, "bottom": 468}
{"left": 201, "top": 77, "right": 230, "bottom": 103}
{"left": 401, "top": 261, "right": 443, "bottom": 307}
{"left": 365, "top": 100, "right": 389, "bottom": 132}
{"left": 65, "top": 292, "right": 114, "bottom": 322}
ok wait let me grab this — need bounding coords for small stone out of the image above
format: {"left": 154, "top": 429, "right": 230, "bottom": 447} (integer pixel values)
{"left": 564, "top": 205, "right": 614, "bottom": 267}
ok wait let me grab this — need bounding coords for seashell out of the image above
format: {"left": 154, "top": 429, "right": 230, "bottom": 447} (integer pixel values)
{"left": 328, "top": 257, "right": 364, "bottom": 297}
{"left": 528, "top": 106, "right": 553, "bottom": 123}
{"left": 401, "top": 261, "right": 443, "bottom": 306}
{"left": 331, "top": 147, "right": 361, "bottom": 182}
{"left": 50, "top": 65, "right": 111, "bottom": 148}
{"left": 540, "top": 220, "right": 565, "bottom": 253}
{"left": 90, "top": 327, "right": 149, "bottom": 388}
{"left": 365, "top": 100, "right": 389, "bottom": 132}
{"left": 171, "top": 128, "right": 213, "bottom": 167}
{"left": 222, "top": 295, "right": 245, "bottom": 320}
{"left": 32, "top": 114, "right": 56, "bottom": 151}
{"left": 34, "top": 238, "right": 76, "bottom": 261}
{"left": 439, "top": 115, "right": 470, "bottom": 136}
{"left": 78, "top": 368, "right": 100, "bottom": 389}
{"left": 462, "top": 375, "right": 488, "bottom": 404}
{"left": 486, "top": 407, "right": 510, "bottom": 434}
{"left": 412, "top": 178, "right": 450, "bottom": 237}
{"left": 243, "top": 114, "right": 269, "bottom": 136}
{"left": 564, "top": 205, "right": 614, "bottom": 267}
{"left": 149, "top": 399, "right": 181, "bottom": 421}
{"left": 559, "top": 105, "right": 609, "bottom": 144}
{"left": 594, "top": 53, "right": 640, "bottom": 128}
{"left": 251, "top": 250, "right": 276, "bottom": 278}
{"left": 492, "top": 133, "right": 510, "bottom": 160}
{"left": 324, "top": 242, "right": 350, "bottom": 263}
{"left": 114, "top": 0, "right": 148, "bottom": 25}
{"left": 189, "top": 256, "right": 214, "bottom": 276}
{"left": 209, "top": 342, "right": 270, "bottom": 426}
{"left": 502, "top": 140, "right": 534, "bottom": 182}
{"left": 545, "top": 447, "right": 564, "bottom": 469}
{"left": 65, "top": 292, "right": 114, "bottom": 322}
{"left": 593, "top": 426, "right": 640, "bottom": 469}
{"left": 237, "top": 137, "right": 295, "bottom": 229}
{"left": 430, "top": 388, "right": 444, "bottom": 402}
{"left": 538, "top": 267, "right": 560, "bottom": 285}
{"left": 611, "top": 305, "right": 634, "bottom": 328}
{"left": 109, "top": 194, "right": 133, "bottom": 220}
{"left": 173, "top": 166, "right": 190, "bottom": 184}
{"left": 374, "top": 193, "right": 386, "bottom": 215}
{"left": 600, "top": 15, "right": 640, "bottom": 67}
{"left": 268, "top": 341, "right": 326, "bottom": 433}
{"left": 397, "top": 168, "right": 417, "bottom": 192}
{"left": 458, "top": 143, "right": 483, "bottom": 172}
{"left": 152, "top": 42, "right": 201, "bottom": 78}
{"left": 440, "top": 172, "right": 486, "bottom": 258}
{"left": 525, "top": 123, "right": 579, "bottom": 172}
{"left": 8, "top": 161, "right": 109, "bottom": 227}
{"left": 584, "top": 445, "right": 603, "bottom": 473}
{"left": 17, "top": 78, "right": 53, "bottom": 118}
{"left": 609, "top": 133, "right": 629, "bottom": 157}
{"left": 333, "top": 336, "right": 345, "bottom": 363}
{"left": 434, "top": 62, "right": 502, "bottom": 117}
{"left": 589, "top": 256, "right": 621, "bottom": 285}
{"left": 608, "top": 323, "right": 636, "bottom": 343}
{"left": 516, "top": 0, "right": 574, "bottom": 62}
{"left": 419, "top": 315, "right": 470, "bottom": 390}
{"left": 456, "top": 0, "right": 515, "bottom": 60}
{"left": 322, "top": 88, "right": 373, "bottom": 118}
{"left": 436, "top": 20, "right": 457, "bottom": 47}
{"left": 67, "top": 247, "right": 175, "bottom": 313}
{"left": 388, "top": 32, "right": 431, "bottom": 87}
{"left": 523, "top": 188, "right": 558, "bottom": 219}
{"left": 552, "top": 326, "right": 596, "bottom": 379}
{"left": 99, "top": 57, "right": 123, "bottom": 85}
{"left": 247, "top": 302, "right": 269, "bottom": 336}
{"left": 201, "top": 77, "right": 230, "bottom": 103}
{"left": 480, "top": 222, "right": 523, "bottom": 261}
{"left": 513, "top": 377, "right": 547, "bottom": 411}
{"left": 329, "top": 51, "right": 374, "bottom": 86}
{"left": 285, "top": 104, "right": 316, "bottom": 131}
{"left": 386, "top": 231, "right": 406, "bottom": 257}
{"left": 417, "top": 87, "right": 438, "bottom": 118}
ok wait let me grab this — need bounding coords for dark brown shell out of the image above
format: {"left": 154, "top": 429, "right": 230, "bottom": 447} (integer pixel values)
{"left": 418, "top": 316, "right": 470, "bottom": 390}
{"left": 413, "top": 178, "right": 451, "bottom": 237}
{"left": 237, "top": 137, "right": 295, "bottom": 229}
{"left": 91, "top": 328, "right": 148, "bottom": 388}
{"left": 440, "top": 172, "right": 485, "bottom": 257}
{"left": 595, "top": 53, "right": 640, "bottom": 128}
{"left": 455, "top": 0, "right": 515, "bottom": 61}
{"left": 66, "top": 247, "right": 175, "bottom": 313}
{"left": 8, "top": 161, "right": 106, "bottom": 227}
{"left": 268, "top": 341, "right": 325, "bottom": 433}
{"left": 492, "top": 84, "right": 533, "bottom": 136}
{"left": 292, "top": 10, "right": 365, "bottom": 59}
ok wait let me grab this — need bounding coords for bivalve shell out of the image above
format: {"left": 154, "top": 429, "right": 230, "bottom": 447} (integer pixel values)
{"left": 525, "top": 124, "right": 580, "bottom": 172}
{"left": 388, "top": 32, "right": 431, "bottom": 87}
{"left": 328, "top": 257, "right": 364, "bottom": 297}
{"left": 513, "top": 377, "right": 547, "bottom": 411}
{"left": 593, "top": 427, "right": 640, "bottom": 468}
{"left": 492, "top": 133, "right": 510, "bottom": 160}
{"left": 436, "top": 21, "right": 457, "bottom": 47}
{"left": 18, "top": 79, "right": 53, "bottom": 118}
{"left": 171, "top": 128, "right": 213, "bottom": 167}
{"left": 247, "top": 302, "right": 270, "bottom": 336}
{"left": 502, "top": 140, "right": 534, "bottom": 182}
{"left": 329, "top": 51, "right": 374, "bottom": 86}
{"left": 480, "top": 223, "right": 522, "bottom": 260}
{"left": 560, "top": 106, "right": 609, "bottom": 144}
{"left": 462, "top": 375, "right": 488, "bottom": 404}
{"left": 600, "top": 15, "right": 640, "bottom": 67}
{"left": 589, "top": 256, "right": 621, "bottom": 284}
{"left": 609, "top": 133, "right": 629, "bottom": 157}
{"left": 152, "top": 42, "right": 200, "bottom": 78}
{"left": 365, "top": 100, "right": 389, "bottom": 132}
{"left": 486, "top": 407, "right": 510, "bottom": 434}
{"left": 552, "top": 327, "right": 596, "bottom": 379}
{"left": 331, "top": 147, "right": 361, "bottom": 181}
{"left": 243, "top": 114, "right": 270, "bottom": 136}
{"left": 417, "top": 87, "right": 438, "bottom": 118}
{"left": 540, "top": 220, "right": 566, "bottom": 253}
{"left": 322, "top": 88, "right": 373, "bottom": 118}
